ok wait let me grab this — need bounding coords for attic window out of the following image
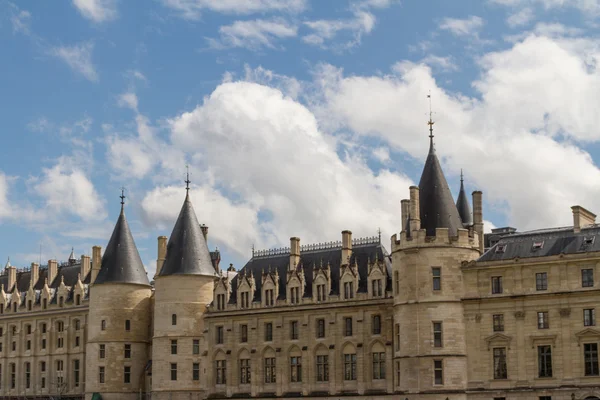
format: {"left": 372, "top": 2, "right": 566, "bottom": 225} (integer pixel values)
{"left": 532, "top": 241, "right": 544, "bottom": 250}
{"left": 495, "top": 244, "right": 507, "bottom": 254}
{"left": 584, "top": 236, "right": 595, "bottom": 245}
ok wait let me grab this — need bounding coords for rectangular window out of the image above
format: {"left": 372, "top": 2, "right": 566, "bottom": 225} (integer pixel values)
{"left": 56, "top": 360, "right": 64, "bottom": 385}
{"left": 42, "top": 338, "right": 46, "bottom": 350}
{"left": 216, "top": 293, "right": 225, "bottom": 310}
{"left": 124, "top": 366, "right": 131, "bottom": 384}
{"left": 539, "top": 397, "right": 552, "bottom": 400}
{"left": 239, "top": 359, "right": 250, "bottom": 384}
{"left": 373, "top": 315, "right": 381, "bottom": 335}
{"left": 75, "top": 336, "right": 80, "bottom": 347}
{"left": 265, "top": 323, "right": 273, "bottom": 342}
{"left": 171, "top": 339, "right": 178, "bottom": 355}
{"left": 25, "top": 362, "right": 30, "bottom": 389}
{"left": 27, "top": 340, "right": 31, "bottom": 350}
{"left": 12, "top": 341, "right": 15, "bottom": 351}
{"left": 433, "top": 360, "right": 443, "bottom": 384}
{"left": 193, "top": 339, "right": 200, "bottom": 354}
{"left": 241, "top": 291, "right": 249, "bottom": 308}
{"left": 264, "top": 358, "right": 276, "bottom": 383}
{"left": 10, "top": 363, "right": 15, "bottom": 389}
{"left": 538, "top": 345, "right": 552, "bottom": 378}
{"left": 290, "top": 287, "right": 300, "bottom": 304}
{"left": 491, "top": 276, "right": 503, "bottom": 294}
{"left": 372, "top": 279, "right": 382, "bottom": 297}
{"left": 584, "top": 309, "right": 596, "bottom": 326}
{"left": 584, "top": 343, "right": 599, "bottom": 376}
{"left": 74, "top": 359, "right": 80, "bottom": 387}
{"left": 316, "top": 355, "right": 329, "bottom": 382}
{"left": 344, "top": 281, "right": 354, "bottom": 299}
{"left": 317, "top": 284, "right": 326, "bottom": 301}
{"left": 316, "top": 319, "right": 325, "bottom": 338}
{"left": 345, "top": 317, "right": 353, "bottom": 337}
{"left": 396, "top": 361, "right": 400, "bottom": 387}
{"left": 241, "top": 325, "right": 248, "bottom": 343}
{"left": 493, "top": 347, "right": 508, "bottom": 379}
{"left": 394, "top": 270, "right": 399, "bottom": 295}
{"left": 216, "top": 326, "right": 224, "bottom": 344}
{"left": 42, "top": 323, "right": 46, "bottom": 334}
{"left": 265, "top": 289, "right": 274, "bottom": 306}
{"left": 171, "top": 363, "right": 177, "bottom": 381}
{"left": 582, "top": 269, "right": 594, "bottom": 287}
{"left": 395, "top": 323, "right": 400, "bottom": 351}
{"left": 99, "top": 344, "right": 105, "bottom": 359}
{"left": 433, "top": 322, "right": 443, "bottom": 348}
{"left": 41, "top": 376, "right": 45, "bottom": 389}
{"left": 372, "top": 352, "right": 385, "bottom": 379}
{"left": 536, "top": 272, "right": 548, "bottom": 290}
{"left": 291, "top": 321, "right": 299, "bottom": 340}
{"left": 124, "top": 344, "right": 131, "bottom": 359}
{"left": 193, "top": 362, "right": 200, "bottom": 381}
{"left": 344, "top": 354, "right": 357, "bottom": 380}
{"left": 432, "top": 267, "right": 441, "bottom": 291}
{"left": 41, "top": 361, "right": 46, "bottom": 372}
{"left": 290, "top": 356, "right": 302, "bottom": 382}
{"left": 538, "top": 311, "right": 549, "bottom": 329}
{"left": 57, "top": 337, "right": 63, "bottom": 348}
{"left": 216, "top": 360, "right": 227, "bottom": 385}
{"left": 99, "top": 366, "right": 105, "bottom": 384}
{"left": 125, "top": 320, "right": 130, "bottom": 331}
{"left": 493, "top": 314, "right": 504, "bottom": 332}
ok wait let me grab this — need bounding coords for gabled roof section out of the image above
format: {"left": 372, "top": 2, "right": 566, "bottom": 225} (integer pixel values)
{"left": 456, "top": 171, "right": 473, "bottom": 226}
{"left": 418, "top": 139, "right": 463, "bottom": 236}
{"left": 94, "top": 206, "right": 150, "bottom": 286}
{"left": 158, "top": 192, "right": 215, "bottom": 277}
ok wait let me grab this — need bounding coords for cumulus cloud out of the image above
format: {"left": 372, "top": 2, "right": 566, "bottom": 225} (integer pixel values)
{"left": 440, "top": 15, "right": 484, "bottom": 36}
{"left": 420, "top": 55, "right": 459, "bottom": 72}
{"left": 72, "top": 0, "right": 117, "bottom": 23}
{"left": 118, "top": 92, "right": 139, "bottom": 111}
{"left": 303, "top": 10, "right": 376, "bottom": 50}
{"left": 50, "top": 42, "right": 98, "bottom": 82}
{"left": 0, "top": 173, "right": 12, "bottom": 220}
{"left": 161, "top": 0, "right": 306, "bottom": 20}
{"left": 207, "top": 19, "right": 297, "bottom": 50}
{"left": 506, "top": 7, "right": 534, "bottom": 27}
{"left": 490, "top": 0, "right": 600, "bottom": 16}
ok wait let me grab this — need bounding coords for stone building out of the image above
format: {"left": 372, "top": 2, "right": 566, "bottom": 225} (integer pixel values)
{"left": 0, "top": 128, "right": 599, "bottom": 400}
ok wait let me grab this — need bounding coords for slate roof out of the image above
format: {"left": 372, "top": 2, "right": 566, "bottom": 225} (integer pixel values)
{"left": 418, "top": 139, "right": 463, "bottom": 236}
{"left": 456, "top": 175, "right": 473, "bottom": 226}
{"left": 0, "top": 263, "right": 90, "bottom": 293}
{"left": 158, "top": 192, "right": 216, "bottom": 277}
{"left": 228, "top": 241, "right": 390, "bottom": 304}
{"left": 94, "top": 206, "right": 150, "bottom": 286}
{"left": 478, "top": 225, "right": 600, "bottom": 262}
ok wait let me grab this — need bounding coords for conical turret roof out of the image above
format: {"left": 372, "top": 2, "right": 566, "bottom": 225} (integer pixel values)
{"left": 158, "top": 192, "right": 215, "bottom": 277}
{"left": 418, "top": 139, "right": 463, "bottom": 236}
{"left": 456, "top": 171, "right": 473, "bottom": 226}
{"left": 94, "top": 205, "right": 150, "bottom": 286}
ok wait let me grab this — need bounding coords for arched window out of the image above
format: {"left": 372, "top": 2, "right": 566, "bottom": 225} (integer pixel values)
{"left": 172, "top": 314, "right": 177, "bottom": 326}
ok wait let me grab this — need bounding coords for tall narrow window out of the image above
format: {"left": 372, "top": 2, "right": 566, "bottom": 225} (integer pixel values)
{"left": 265, "top": 323, "right": 273, "bottom": 342}
{"left": 432, "top": 267, "right": 441, "bottom": 291}
{"left": 124, "top": 366, "right": 130, "bottom": 384}
{"left": 433, "top": 360, "right": 443, "bottom": 384}
{"left": 538, "top": 345, "right": 552, "bottom": 378}
{"left": 394, "top": 271, "right": 399, "bottom": 295}
{"left": 316, "top": 319, "right": 325, "bottom": 338}
{"left": 536, "top": 272, "right": 548, "bottom": 290}
{"left": 172, "top": 314, "right": 177, "bottom": 325}
{"left": 239, "top": 359, "right": 250, "bottom": 384}
{"left": 493, "top": 314, "right": 504, "bottom": 332}
{"left": 537, "top": 311, "right": 549, "bottom": 329}
{"left": 170, "top": 363, "right": 177, "bottom": 381}
{"left": 171, "top": 339, "right": 178, "bottom": 354}
{"left": 344, "top": 317, "right": 353, "bottom": 337}
{"left": 372, "top": 315, "right": 381, "bottom": 335}
{"left": 317, "top": 284, "right": 326, "bottom": 301}
{"left": 491, "top": 276, "right": 503, "bottom": 294}
{"left": 344, "top": 354, "right": 357, "bottom": 381}
{"left": 125, "top": 320, "right": 130, "bottom": 331}
{"left": 43, "top": 298, "right": 47, "bottom": 309}
{"left": 74, "top": 359, "right": 80, "bottom": 387}
{"left": 290, "top": 356, "right": 302, "bottom": 382}
{"left": 316, "top": 355, "right": 329, "bottom": 382}
{"left": 217, "top": 293, "right": 225, "bottom": 310}
{"left": 216, "top": 326, "right": 224, "bottom": 344}
{"left": 240, "top": 325, "right": 248, "bottom": 343}
{"left": 25, "top": 362, "right": 30, "bottom": 389}
{"left": 372, "top": 279, "right": 382, "bottom": 297}
{"left": 372, "top": 352, "right": 385, "bottom": 379}
{"left": 290, "top": 287, "right": 300, "bottom": 304}
{"left": 584, "top": 309, "right": 596, "bottom": 326}
{"left": 101, "top": 320, "right": 106, "bottom": 331}
{"left": 99, "top": 366, "right": 105, "bottom": 384}
{"left": 193, "top": 362, "right": 200, "bottom": 381}
{"left": 584, "top": 343, "right": 599, "bottom": 376}
{"left": 265, "top": 358, "right": 276, "bottom": 383}
{"left": 493, "top": 347, "right": 508, "bottom": 379}
{"left": 344, "top": 282, "right": 354, "bottom": 299}
{"left": 99, "top": 344, "right": 105, "bottom": 359}
{"left": 75, "top": 294, "right": 81, "bottom": 305}
{"left": 193, "top": 339, "right": 200, "bottom": 355}
{"left": 75, "top": 320, "right": 80, "bottom": 330}
{"left": 124, "top": 344, "right": 131, "bottom": 359}
{"left": 290, "top": 321, "right": 299, "bottom": 340}
{"left": 241, "top": 291, "right": 250, "bottom": 308}
{"left": 582, "top": 269, "right": 594, "bottom": 287}
{"left": 433, "top": 322, "right": 443, "bottom": 348}
{"left": 265, "top": 289, "right": 274, "bottom": 306}
{"left": 10, "top": 363, "right": 15, "bottom": 389}
{"left": 395, "top": 323, "right": 400, "bottom": 351}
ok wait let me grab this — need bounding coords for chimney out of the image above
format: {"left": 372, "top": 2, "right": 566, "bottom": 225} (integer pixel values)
{"left": 289, "top": 237, "right": 300, "bottom": 270}
{"left": 7, "top": 265, "right": 16, "bottom": 292}
{"left": 80, "top": 255, "right": 90, "bottom": 281}
{"left": 409, "top": 186, "right": 421, "bottom": 232}
{"left": 31, "top": 263, "right": 39, "bottom": 288}
{"left": 572, "top": 205, "right": 596, "bottom": 233}
{"left": 400, "top": 200, "right": 410, "bottom": 232}
{"left": 200, "top": 224, "right": 208, "bottom": 241}
{"left": 156, "top": 236, "right": 168, "bottom": 276}
{"left": 472, "top": 191, "right": 484, "bottom": 253}
{"left": 341, "top": 230, "right": 352, "bottom": 265}
{"left": 48, "top": 260, "right": 58, "bottom": 287}
{"left": 91, "top": 246, "right": 102, "bottom": 284}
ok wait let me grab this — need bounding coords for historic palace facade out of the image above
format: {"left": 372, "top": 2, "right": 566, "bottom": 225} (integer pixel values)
{"left": 0, "top": 131, "right": 599, "bottom": 400}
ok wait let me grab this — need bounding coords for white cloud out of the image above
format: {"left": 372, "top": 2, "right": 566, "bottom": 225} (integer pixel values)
{"left": 506, "top": 7, "right": 534, "bottom": 27}
{"left": 11, "top": 9, "right": 31, "bottom": 34}
{"left": 420, "top": 55, "right": 459, "bottom": 72}
{"left": 372, "top": 147, "right": 391, "bottom": 163}
{"left": 161, "top": 0, "right": 307, "bottom": 20}
{"left": 118, "top": 92, "right": 139, "bottom": 111}
{"left": 439, "top": 15, "right": 484, "bottom": 36}
{"left": 207, "top": 19, "right": 297, "bottom": 50}
{"left": 0, "top": 173, "right": 12, "bottom": 220}
{"left": 490, "top": 0, "right": 600, "bottom": 16}
{"left": 50, "top": 42, "right": 98, "bottom": 82}
{"left": 303, "top": 10, "right": 376, "bottom": 50}
{"left": 72, "top": 0, "right": 117, "bottom": 23}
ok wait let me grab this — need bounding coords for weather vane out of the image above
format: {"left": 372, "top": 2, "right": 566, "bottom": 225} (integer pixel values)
{"left": 185, "top": 164, "right": 191, "bottom": 192}
{"left": 120, "top": 187, "right": 126, "bottom": 206}
{"left": 427, "top": 91, "right": 435, "bottom": 141}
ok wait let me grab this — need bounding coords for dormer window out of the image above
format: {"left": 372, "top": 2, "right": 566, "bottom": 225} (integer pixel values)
{"left": 372, "top": 279, "right": 382, "bottom": 297}
{"left": 216, "top": 293, "right": 226, "bottom": 310}
{"left": 316, "top": 284, "right": 326, "bottom": 302}
{"left": 532, "top": 241, "right": 544, "bottom": 250}
{"left": 290, "top": 287, "right": 300, "bottom": 304}
{"left": 495, "top": 244, "right": 507, "bottom": 254}
{"left": 344, "top": 282, "right": 354, "bottom": 300}
{"left": 240, "top": 292, "right": 250, "bottom": 309}
{"left": 265, "top": 289, "right": 274, "bottom": 307}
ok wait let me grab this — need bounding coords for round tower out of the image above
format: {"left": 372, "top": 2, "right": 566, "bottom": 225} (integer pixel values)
{"left": 85, "top": 195, "right": 152, "bottom": 400}
{"left": 151, "top": 183, "right": 216, "bottom": 400}
{"left": 391, "top": 132, "right": 482, "bottom": 400}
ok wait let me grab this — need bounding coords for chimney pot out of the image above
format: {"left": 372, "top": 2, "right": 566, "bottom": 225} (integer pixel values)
{"left": 572, "top": 205, "right": 596, "bottom": 233}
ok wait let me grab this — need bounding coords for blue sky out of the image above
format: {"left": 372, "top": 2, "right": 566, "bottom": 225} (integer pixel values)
{"left": 2, "top": 0, "right": 600, "bottom": 276}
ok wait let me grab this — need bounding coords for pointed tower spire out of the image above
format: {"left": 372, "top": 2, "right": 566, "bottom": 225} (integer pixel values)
{"left": 94, "top": 191, "right": 150, "bottom": 286}
{"left": 158, "top": 173, "right": 215, "bottom": 277}
{"left": 4, "top": 257, "right": 10, "bottom": 269}
{"left": 68, "top": 247, "right": 76, "bottom": 264}
{"left": 456, "top": 169, "right": 473, "bottom": 226}
{"left": 418, "top": 96, "right": 463, "bottom": 237}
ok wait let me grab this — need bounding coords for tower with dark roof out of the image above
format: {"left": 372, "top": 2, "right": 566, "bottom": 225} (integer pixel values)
{"left": 456, "top": 170, "right": 473, "bottom": 227}
{"left": 152, "top": 179, "right": 217, "bottom": 397}
{"left": 85, "top": 194, "right": 152, "bottom": 400}
{"left": 391, "top": 116, "right": 483, "bottom": 399}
